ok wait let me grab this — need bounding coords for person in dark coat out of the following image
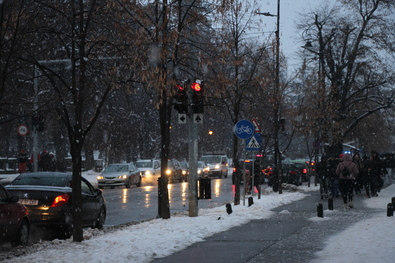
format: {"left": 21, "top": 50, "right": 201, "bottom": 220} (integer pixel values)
{"left": 316, "top": 155, "right": 329, "bottom": 199}
{"left": 327, "top": 154, "right": 340, "bottom": 198}
{"left": 366, "top": 150, "right": 384, "bottom": 197}
{"left": 336, "top": 153, "right": 359, "bottom": 209}
{"left": 352, "top": 153, "right": 364, "bottom": 194}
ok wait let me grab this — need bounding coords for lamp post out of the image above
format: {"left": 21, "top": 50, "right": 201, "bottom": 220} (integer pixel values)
{"left": 257, "top": 0, "right": 282, "bottom": 194}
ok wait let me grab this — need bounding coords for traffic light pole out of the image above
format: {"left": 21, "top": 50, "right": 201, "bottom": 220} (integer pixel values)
{"left": 188, "top": 94, "right": 198, "bottom": 217}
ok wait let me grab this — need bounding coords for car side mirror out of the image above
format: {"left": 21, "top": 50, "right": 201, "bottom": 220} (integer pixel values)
{"left": 96, "top": 189, "right": 103, "bottom": 195}
{"left": 10, "top": 195, "right": 19, "bottom": 203}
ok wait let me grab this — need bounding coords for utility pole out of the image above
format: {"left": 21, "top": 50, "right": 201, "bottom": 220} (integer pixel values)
{"left": 257, "top": 0, "right": 282, "bottom": 193}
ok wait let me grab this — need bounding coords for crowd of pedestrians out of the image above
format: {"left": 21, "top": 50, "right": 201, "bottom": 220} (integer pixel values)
{"left": 18, "top": 149, "right": 61, "bottom": 172}
{"left": 316, "top": 150, "right": 392, "bottom": 209}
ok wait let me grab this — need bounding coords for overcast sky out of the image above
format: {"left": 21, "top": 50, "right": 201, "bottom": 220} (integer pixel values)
{"left": 257, "top": 0, "right": 337, "bottom": 71}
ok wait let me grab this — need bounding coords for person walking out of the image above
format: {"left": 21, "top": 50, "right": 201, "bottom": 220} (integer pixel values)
{"left": 366, "top": 150, "right": 384, "bottom": 197}
{"left": 353, "top": 153, "right": 364, "bottom": 194}
{"left": 327, "top": 154, "right": 340, "bottom": 198}
{"left": 316, "top": 156, "right": 329, "bottom": 199}
{"left": 18, "top": 149, "right": 28, "bottom": 173}
{"left": 336, "top": 153, "right": 359, "bottom": 209}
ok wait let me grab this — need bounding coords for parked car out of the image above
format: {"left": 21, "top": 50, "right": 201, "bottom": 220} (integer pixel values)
{"left": 135, "top": 159, "right": 161, "bottom": 185}
{"left": 200, "top": 154, "right": 228, "bottom": 178}
{"left": 281, "top": 163, "right": 303, "bottom": 185}
{"left": 197, "top": 161, "right": 210, "bottom": 178}
{"left": 166, "top": 159, "right": 183, "bottom": 183}
{"left": 0, "top": 184, "right": 30, "bottom": 247}
{"left": 289, "top": 160, "right": 310, "bottom": 182}
{"left": 5, "top": 172, "right": 106, "bottom": 239}
{"left": 97, "top": 163, "right": 142, "bottom": 188}
{"left": 179, "top": 161, "right": 189, "bottom": 182}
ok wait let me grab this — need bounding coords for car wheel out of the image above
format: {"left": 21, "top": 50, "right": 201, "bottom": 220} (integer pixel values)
{"left": 11, "top": 219, "right": 29, "bottom": 247}
{"left": 94, "top": 206, "right": 106, "bottom": 229}
{"left": 136, "top": 176, "right": 142, "bottom": 187}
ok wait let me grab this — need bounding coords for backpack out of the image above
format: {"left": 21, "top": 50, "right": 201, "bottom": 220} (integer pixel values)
{"left": 342, "top": 163, "right": 351, "bottom": 178}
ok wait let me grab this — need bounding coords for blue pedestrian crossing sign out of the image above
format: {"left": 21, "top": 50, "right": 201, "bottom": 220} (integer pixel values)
{"left": 245, "top": 134, "right": 262, "bottom": 151}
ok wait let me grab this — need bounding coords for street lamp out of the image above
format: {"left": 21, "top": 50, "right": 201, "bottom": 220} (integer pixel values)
{"left": 257, "top": 0, "right": 282, "bottom": 194}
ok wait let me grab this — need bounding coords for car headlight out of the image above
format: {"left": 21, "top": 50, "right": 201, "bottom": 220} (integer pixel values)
{"left": 97, "top": 175, "right": 104, "bottom": 180}
{"left": 198, "top": 169, "right": 201, "bottom": 174}
{"left": 214, "top": 164, "right": 220, "bottom": 169}
{"left": 203, "top": 167, "right": 210, "bottom": 172}
{"left": 118, "top": 175, "right": 128, "bottom": 179}
{"left": 166, "top": 169, "right": 171, "bottom": 175}
{"left": 145, "top": 170, "right": 152, "bottom": 176}
{"left": 182, "top": 170, "right": 187, "bottom": 175}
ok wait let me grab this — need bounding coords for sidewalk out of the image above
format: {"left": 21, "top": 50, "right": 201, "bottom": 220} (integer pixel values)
{"left": 151, "top": 187, "right": 383, "bottom": 263}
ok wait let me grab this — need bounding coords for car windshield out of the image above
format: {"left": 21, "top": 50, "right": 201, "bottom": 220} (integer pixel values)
{"left": 197, "top": 162, "right": 204, "bottom": 168}
{"left": 201, "top": 157, "right": 221, "bottom": 163}
{"left": 135, "top": 161, "right": 152, "bottom": 168}
{"left": 11, "top": 175, "right": 70, "bottom": 187}
{"left": 180, "top": 162, "right": 188, "bottom": 169}
{"left": 105, "top": 164, "right": 129, "bottom": 172}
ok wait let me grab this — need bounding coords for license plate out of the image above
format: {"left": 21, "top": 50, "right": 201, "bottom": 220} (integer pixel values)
{"left": 106, "top": 180, "right": 115, "bottom": 184}
{"left": 19, "top": 199, "right": 39, "bottom": 206}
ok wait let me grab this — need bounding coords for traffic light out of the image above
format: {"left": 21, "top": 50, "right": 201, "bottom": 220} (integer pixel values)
{"left": 173, "top": 85, "right": 188, "bottom": 113}
{"left": 32, "top": 115, "right": 44, "bottom": 131}
{"left": 191, "top": 81, "right": 204, "bottom": 113}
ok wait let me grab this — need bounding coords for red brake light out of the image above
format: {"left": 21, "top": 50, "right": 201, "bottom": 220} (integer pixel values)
{"left": 289, "top": 171, "right": 297, "bottom": 175}
{"left": 302, "top": 168, "right": 307, "bottom": 174}
{"left": 50, "top": 194, "right": 70, "bottom": 207}
{"left": 233, "top": 167, "right": 237, "bottom": 172}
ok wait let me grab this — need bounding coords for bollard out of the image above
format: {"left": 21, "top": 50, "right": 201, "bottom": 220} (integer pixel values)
{"left": 317, "top": 203, "right": 324, "bottom": 218}
{"left": 392, "top": 197, "right": 395, "bottom": 207}
{"left": 226, "top": 203, "right": 233, "bottom": 214}
{"left": 248, "top": 196, "right": 254, "bottom": 207}
{"left": 328, "top": 198, "right": 333, "bottom": 210}
{"left": 387, "top": 203, "right": 393, "bottom": 217}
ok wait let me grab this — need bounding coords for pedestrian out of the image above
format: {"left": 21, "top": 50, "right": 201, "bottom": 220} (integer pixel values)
{"left": 336, "top": 153, "right": 359, "bottom": 209}
{"left": 366, "top": 150, "right": 384, "bottom": 197}
{"left": 18, "top": 149, "right": 28, "bottom": 173}
{"left": 327, "top": 154, "right": 340, "bottom": 198}
{"left": 316, "top": 155, "right": 329, "bottom": 199}
{"left": 353, "top": 153, "right": 364, "bottom": 194}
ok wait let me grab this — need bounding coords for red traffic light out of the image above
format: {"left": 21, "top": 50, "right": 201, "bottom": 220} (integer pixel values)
{"left": 191, "top": 82, "right": 201, "bottom": 91}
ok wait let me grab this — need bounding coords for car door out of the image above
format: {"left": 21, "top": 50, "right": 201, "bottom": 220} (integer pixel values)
{"left": 0, "top": 185, "right": 18, "bottom": 240}
{"left": 81, "top": 178, "right": 101, "bottom": 225}
{"left": 128, "top": 163, "right": 140, "bottom": 184}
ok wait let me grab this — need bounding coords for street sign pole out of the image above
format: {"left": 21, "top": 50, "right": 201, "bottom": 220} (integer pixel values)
{"left": 188, "top": 89, "right": 198, "bottom": 217}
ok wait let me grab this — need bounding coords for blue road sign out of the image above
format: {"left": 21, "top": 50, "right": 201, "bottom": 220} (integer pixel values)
{"left": 246, "top": 133, "right": 262, "bottom": 151}
{"left": 234, "top": 120, "right": 254, "bottom": 140}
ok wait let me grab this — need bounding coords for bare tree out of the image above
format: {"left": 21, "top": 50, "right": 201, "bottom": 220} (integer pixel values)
{"left": 297, "top": 0, "right": 395, "bottom": 155}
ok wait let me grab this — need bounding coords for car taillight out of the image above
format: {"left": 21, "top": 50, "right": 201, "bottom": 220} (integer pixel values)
{"left": 302, "top": 169, "right": 307, "bottom": 174}
{"left": 50, "top": 194, "right": 70, "bottom": 207}
{"left": 289, "top": 171, "right": 297, "bottom": 175}
{"left": 233, "top": 167, "right": 237, "bottom": 173}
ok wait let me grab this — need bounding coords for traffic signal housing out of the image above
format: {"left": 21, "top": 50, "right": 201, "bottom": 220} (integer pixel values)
{"left": 191, "top": 81, "right": 204, "bottom": 113}
{"left": 174, "top": 85, "right": 188, "bottom": 114}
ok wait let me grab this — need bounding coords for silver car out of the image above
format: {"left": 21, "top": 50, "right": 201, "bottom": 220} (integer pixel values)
{"left": 135, "top": 159, "right": 161, "bottom": 185}
{"left": 97, "top": 163, "right": 142, "bottom": 188}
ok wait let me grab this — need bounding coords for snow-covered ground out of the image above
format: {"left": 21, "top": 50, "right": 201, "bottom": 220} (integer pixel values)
{"left": 1, "top": 172, "right": 395, "bottom": 263}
